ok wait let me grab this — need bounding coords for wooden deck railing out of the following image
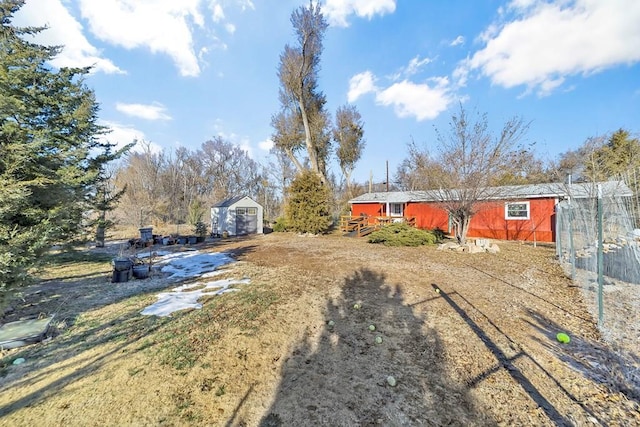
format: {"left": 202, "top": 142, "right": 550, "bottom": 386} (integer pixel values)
{"left": 340, "top": 215, "right": 417, "bottom": 237}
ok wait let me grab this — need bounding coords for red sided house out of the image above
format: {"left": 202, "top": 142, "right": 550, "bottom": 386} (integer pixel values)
{"left": 347, "top": 181, "right": 633, "bottom": 243}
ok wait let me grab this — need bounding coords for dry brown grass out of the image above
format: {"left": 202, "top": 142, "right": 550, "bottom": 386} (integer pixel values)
{"left": 1, "top": 232, "right": 638, "bottom": 426}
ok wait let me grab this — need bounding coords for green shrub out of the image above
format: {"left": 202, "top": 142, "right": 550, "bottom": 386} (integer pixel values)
{"left": 193, "top": 221, "right": 208, "bottom": 237}
{"left": 272, "top": 217, "right": 289, "bottom": 232}
{"left": 368, "top": 223, "right": 437, "bottom": 246}
{"left": 431, "top": 227, "right": 447, "bottom": 242}
{"left": 285, "top": 170, "right": 332, "bottom": 234}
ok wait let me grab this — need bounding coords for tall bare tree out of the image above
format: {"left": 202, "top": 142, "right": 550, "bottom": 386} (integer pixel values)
{"left": 272, "top": 1, "right": 330, "bottom": 182}
{"left": 395, "top": 139, "right": 446, "bottom": 191}
{"left": 114, "top": 141, "right": 165, "bottom": 226}
{"left": 113, "top": 137, "right": 267, "bottom": 228}
{"left": 334, "top": 104, "right": 365, "bottom": 193}
{"left": 401, "top": 104, "right": 530, "bottom": 244}
{"left": 199, "top": 137, "right": 263, "bottom": 202}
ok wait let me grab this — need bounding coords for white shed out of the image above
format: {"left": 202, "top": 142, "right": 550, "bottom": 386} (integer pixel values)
{"left": 211, "top": 195, "right": 264, "bottom": 237}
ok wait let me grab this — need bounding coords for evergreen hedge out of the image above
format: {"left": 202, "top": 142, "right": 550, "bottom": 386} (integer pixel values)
{"left": 367, "top": 223, "right": 437, "bottom": 246}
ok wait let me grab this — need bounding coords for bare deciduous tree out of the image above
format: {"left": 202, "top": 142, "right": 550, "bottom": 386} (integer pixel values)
{"left": 400, "top": 104, "right": 530, "bottom": 244}
{"left": 113, "top": 138, "right": 270, "bottom": 228}
{"left": 272, "top": 1, "right": 330, "bottom": 182}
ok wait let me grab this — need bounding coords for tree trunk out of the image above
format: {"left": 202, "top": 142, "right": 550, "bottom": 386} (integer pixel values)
{"left": 285, "top": 147, "right": 305, "bottom": 174}
{"left": 452, "top": 212, "right": 471, "bottom": 245}
{"left": 297, "top": 98, "right": 326, "bottom": 184}
{"left": 459, "top": 214, "right": 471, "bottom": 245}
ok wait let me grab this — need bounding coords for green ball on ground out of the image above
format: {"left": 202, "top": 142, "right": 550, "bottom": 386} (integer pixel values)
{"left": 327, "top": 320, "right": 335, "bottom": 327}
{"left": 375, "top": 336, "right": 383, "bottom": 344}
{"left": 368, "top": 324, "right": 376, "bottom": 331}
{"left": 556, "top": 332, "right": 570, "bottom": 344}
{"left": 353, "top": 303, "right": 361, "bottom": 309}
{"left": 386, "top": 375, "right": 397, "bottom": 387}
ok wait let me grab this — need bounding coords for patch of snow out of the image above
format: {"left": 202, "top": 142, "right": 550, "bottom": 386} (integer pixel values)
{"left": 141, "top": 278, "right": 250, "bottom": 317}
{"left": 155, "top": 251, "right": 235, "bottom": 280}
{"left": 137, "top": 250, "right": 172, "bottom": 258}
{"left": 137, "top": 249, "right": 243, "bottom": 317}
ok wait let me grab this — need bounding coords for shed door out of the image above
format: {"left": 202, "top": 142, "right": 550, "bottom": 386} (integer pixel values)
{"left": 236, "top": 207, "right": 258, "bottom": 235}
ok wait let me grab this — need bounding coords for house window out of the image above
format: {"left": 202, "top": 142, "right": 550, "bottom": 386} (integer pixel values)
{"left": 505, "top": 202, "right": 530, "bottom": 220}
{"left": 236, "top": 208, "right": 246, "bottom": 215}
{"left": 389, "top": 203, "right": 403, "bottom": 217}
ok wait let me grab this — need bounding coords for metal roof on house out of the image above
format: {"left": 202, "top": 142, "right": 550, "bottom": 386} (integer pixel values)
{"left": 212, "top": 195, "right": 249, "bottom": 208}
{"left": 349, "top": 181, "right": 633, "bottom": 204}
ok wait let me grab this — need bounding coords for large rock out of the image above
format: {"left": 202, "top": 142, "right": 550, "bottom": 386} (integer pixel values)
{"left": 438, "top": 239, "right": 500, "bottom": 254}
{"left": 466, "top": 243, "right": 485, "bottom": 254}
{"left": 438, "top": 242, "right": 461, "bottom": 251}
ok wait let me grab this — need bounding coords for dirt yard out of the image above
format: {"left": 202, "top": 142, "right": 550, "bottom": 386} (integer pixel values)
{"left": 1, "top": 232, "right": 638, "bottom": 426}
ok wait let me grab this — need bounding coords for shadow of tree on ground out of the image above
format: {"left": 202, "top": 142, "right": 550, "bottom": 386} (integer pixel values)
{"left": 259, "top": 268, "right": 492, "bottom": 426}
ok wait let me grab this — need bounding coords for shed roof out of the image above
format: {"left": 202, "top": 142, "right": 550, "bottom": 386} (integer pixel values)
{"left": 349, "top": 181, "right": 633, "bottom": 204}
{"left": 212, "top": 195, "right": 249, "bottom": 208}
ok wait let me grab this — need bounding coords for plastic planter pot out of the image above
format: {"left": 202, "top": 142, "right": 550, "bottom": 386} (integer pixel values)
{"left": 132, "top": 264, "right": 150, "bottom": 279}
{"left": 112, "top": 257, "right": 132, "bottom": 272}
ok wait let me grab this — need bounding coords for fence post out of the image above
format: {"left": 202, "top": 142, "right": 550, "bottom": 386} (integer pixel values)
{"left": 597, "top": 184, "right": 604, "bottom": 328}
{"left": 568, "top": 199, "right": 576, "bottom": 280}
{"left": 556, "top": 206, "right": 562, "bottom": 259}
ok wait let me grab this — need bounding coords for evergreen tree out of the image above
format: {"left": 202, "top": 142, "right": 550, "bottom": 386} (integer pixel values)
{"left": 0, "top": 1, "right": 127, "bottom": 305}
{"left": 285, "top": 170, "right": 332, "bottom": 234}
{"left": 588, "top": 129, "right": 640, "bottom": 178}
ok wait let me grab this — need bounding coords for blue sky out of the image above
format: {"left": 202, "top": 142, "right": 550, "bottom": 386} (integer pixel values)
{"left": 14, "top": 0, "right": 640, "bottom": 184}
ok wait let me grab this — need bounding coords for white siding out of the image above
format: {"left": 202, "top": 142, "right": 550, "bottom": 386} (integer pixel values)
{"left": 211, "top": 196, "right": 264, "bottom": 236}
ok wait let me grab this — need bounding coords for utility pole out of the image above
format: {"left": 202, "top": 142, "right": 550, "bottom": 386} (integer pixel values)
{"left": 386, "top": 160, "right": 389, "bottom": 192}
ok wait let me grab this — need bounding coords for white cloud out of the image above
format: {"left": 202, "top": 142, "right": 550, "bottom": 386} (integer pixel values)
{"left": 460, "top": 0, "right": 640, "bottom": 96}
{"left": 78, "top": 0, "right": 205, "bottom": 77}
{"left": 405, "top": 55, "right": 432, "bottom": 76}
{"left": 347, "top": 71, "right": 378, "bottom": 102}
{"left": 349, "top": 69, "right": 455, "bottom": 121}
{"left": 324, "top": 0, "right": 396, "bottom": 27}
{"left": 116, "top": 103, "right": 172, "bottom": 121}
{"left": 259, "top": 138, "right": 274, "bottom": 151}
{"left": 387, "top": 55, "right": 434, "bottom": 82}
{"left": 211, "top": 2, "right": 225, "bottom": 22}
{"left": 233, "top": 0, "right": 255, "bottom": 12}
{"left": 99, "top": 121, "right": 163, "bottom": 153}
{"left": 13, "top": 0, "right": 123, "bottom": 74}
{"left": 239, "top": 140, "right": 253, "bottom": 158}
{"left": 375, "top": 78, "right": 454, "bottom": 121}
{"left": 450, "top": 35, "right": 465, "bottom": 47}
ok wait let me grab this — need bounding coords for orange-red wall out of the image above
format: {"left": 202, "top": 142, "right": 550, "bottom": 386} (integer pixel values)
{"left": 467, "top": 198, "right": 556, "bottom": 242}
{"left": 351, "top": 197, "right": 557, "bottom": 242}
{"left": 351, "top": 204, "right": 382, "bottom": 224}
{"left": 405, "top": 203, "right": 449, "bottom": 230}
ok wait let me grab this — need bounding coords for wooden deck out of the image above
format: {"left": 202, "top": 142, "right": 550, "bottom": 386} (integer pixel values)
{"left": 339, "top": 215, "right": 417, "bottom": 237}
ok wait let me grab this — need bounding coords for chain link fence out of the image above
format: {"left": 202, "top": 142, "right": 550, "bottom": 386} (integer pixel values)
{"left": 555, "top": 182, "right": 640, "bottom": 358}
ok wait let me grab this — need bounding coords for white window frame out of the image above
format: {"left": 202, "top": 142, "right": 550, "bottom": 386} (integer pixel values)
{"left": 505, "top": 201, "right": 530, "bottom": 220}
{"left": 389, "top": 203, "right": 403, "bottom": 217}
{"left": 247, "top": 207, "right": 258, "bottom": 215}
